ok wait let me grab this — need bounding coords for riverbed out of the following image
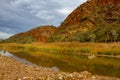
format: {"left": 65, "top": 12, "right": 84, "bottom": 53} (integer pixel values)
{"left": 0, "top": 50, "right": 120, "bottom": 78}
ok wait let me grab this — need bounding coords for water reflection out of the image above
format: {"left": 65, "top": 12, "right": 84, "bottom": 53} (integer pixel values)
{"left": 0, "top": 50, "right": 36, "bottom": 66}
{"left": 0, "top": 50, "right": 59, "bottom": 72}
{"left": 0, "top": 50, "right": 120, "bottom": 78}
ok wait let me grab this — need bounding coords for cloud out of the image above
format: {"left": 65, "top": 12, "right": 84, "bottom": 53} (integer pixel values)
{"left": 57, "top": 8, "right": 72, "bottom": 15}
{"left": 0, "top": 0, "right": 87, "bottom": 39}
{"left": 0, "top": 32, "right": 13, "bottom": 39}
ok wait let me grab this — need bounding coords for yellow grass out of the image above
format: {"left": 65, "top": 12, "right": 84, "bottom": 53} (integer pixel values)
{"left": 0, "top": 42, "right": 120, "bottom": 55}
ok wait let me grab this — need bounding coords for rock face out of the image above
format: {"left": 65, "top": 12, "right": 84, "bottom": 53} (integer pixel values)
{"left": 5, "top": 25, "right": 57, "bottom": 43}
{"left": 59, "top": 0, "right": 120, "bottom": 30}
{"left": 26, "top": 25, "right": 57, "bottom": 42}
{"left": 54, "top": 0, "right": 120, "bottom": 42}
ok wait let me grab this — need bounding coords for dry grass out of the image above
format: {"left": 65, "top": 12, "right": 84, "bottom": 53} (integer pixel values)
{"left": 0, "top": 42, "right": 120, "bottom": 55}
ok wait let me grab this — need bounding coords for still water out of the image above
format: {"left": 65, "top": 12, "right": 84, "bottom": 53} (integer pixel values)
{"left": 0, "top": 50, "right": 120, "bottom": 77}
{"left": 0, "top": 50, "right": 35, "bottom": 66}
{"left": 0, "top": 50, "right": 59, "bottom": 71}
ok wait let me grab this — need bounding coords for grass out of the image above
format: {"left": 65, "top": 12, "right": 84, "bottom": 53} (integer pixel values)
{"left": 0, "top": 42, "right": 120, "bottom": 55}
{"left": 0, "top": 42, "right": 120, "bottom": 77}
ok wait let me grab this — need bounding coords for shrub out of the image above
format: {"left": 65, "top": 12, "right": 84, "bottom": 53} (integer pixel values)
{"left": 80, "top": 48, "right": 90, "bottom": 53}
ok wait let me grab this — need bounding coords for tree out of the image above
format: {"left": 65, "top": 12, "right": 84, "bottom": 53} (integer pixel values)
{"left": 89, "top": 34, "right": 96, "bottom": 42}
{"left": 111, "top": 30, "right": 118, "bottom": 42}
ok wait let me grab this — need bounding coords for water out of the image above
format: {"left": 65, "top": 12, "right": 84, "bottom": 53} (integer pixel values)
{"left": 0, "top": 50, "right": 36, "bottom": 66}
{"left": 0, "top": 50, "right": 120, "bottom": 77}
{"left": 0, "top": 50, "right": 59, "bottom": 71}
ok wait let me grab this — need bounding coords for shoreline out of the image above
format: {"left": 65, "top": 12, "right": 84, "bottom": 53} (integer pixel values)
{"left": 77, "top": 53, "right": 120, "bottom": 59}
{"left": 0, "top": 55, "right": 120, "bottom": 80}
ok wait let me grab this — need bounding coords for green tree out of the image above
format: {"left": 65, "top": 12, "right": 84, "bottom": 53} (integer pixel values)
{"left": 111, "top": 30, "right": 118, "bottom": 42}
{"left": 89, "top": 34, "right": 96, "bottom": 42}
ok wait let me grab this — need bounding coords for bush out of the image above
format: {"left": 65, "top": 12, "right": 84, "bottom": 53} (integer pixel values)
{"left": 80, "top": 48, "right": 90, "bottom": 53}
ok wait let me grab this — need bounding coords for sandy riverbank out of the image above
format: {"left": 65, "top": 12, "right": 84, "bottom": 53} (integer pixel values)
{"left": 0, "top": 55, "right": 120, "bottom": 80}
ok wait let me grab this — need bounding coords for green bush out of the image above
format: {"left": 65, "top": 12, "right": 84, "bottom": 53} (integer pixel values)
{"left": 80, "top": 48, "right": 90, "bottom": 53}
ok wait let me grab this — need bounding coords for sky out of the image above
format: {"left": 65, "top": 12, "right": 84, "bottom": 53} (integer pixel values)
{"left": 0, "top": 0, "right": 87, "bottom": 39}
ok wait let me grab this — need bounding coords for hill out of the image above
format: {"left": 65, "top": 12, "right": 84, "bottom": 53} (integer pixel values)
{"left": 1, "top": 0, "right": 120, "bottom": 43}
{"left": 3, "top": 25, "right": 56, "bottom": 43}
{"left": 51, "top": 0, "right": 120, "bottom": 42}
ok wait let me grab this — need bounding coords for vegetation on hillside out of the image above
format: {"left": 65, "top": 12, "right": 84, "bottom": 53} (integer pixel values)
{"left": 51, "top": 0, "right": 120, "bottom": 42}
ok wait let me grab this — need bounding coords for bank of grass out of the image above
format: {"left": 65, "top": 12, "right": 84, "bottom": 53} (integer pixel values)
{"left": 0, "top": 42, "right": 120, "bottom": 56}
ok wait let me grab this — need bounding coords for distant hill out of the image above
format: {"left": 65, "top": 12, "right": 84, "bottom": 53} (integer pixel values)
{"left": 4, "top": 25, "right": 56, "bottom": 43}
{"left": 52, "top": 0, "right": 120, "bottom": 42}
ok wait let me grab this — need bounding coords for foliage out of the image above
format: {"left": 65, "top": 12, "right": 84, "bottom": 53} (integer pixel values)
{"left": 89, "top": 34, "right": 96, "bottom": 42}
{"left": 53, "top": 0, "right": 120, "bottom": 42}
{"left": 5, "top": 35, "right": 35, "bottom": 44}
{"left": 111, "top": 30, "right": 119, "bottom": 42}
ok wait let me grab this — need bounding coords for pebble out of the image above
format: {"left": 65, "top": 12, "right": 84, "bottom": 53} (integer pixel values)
{"left": 67, "top": 74, "right": 73, "bottom": 79}
{"left": 58, "top": 76, "right": 63, "bottom": 80}
{"left": 92, "top": 76, "right": 96, "bottom": 79}
{"left": 15, "top": 71, "right": 120, "bottom": 80}
{"left": 22, "top": 76, "right": 29, "bottom": 79}
{"left": 17, "top": 78, "right": 22, "bottom": 80}
{"left": 35, "top": 67, "right": 40, "bottom": 71}
{"left": 38, "top": 77, "right": 45, "bottom": 80}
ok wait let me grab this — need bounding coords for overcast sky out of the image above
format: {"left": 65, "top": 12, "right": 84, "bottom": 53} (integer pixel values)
{"left": 0, "top": 0, "right": 87, "bottom": 39}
